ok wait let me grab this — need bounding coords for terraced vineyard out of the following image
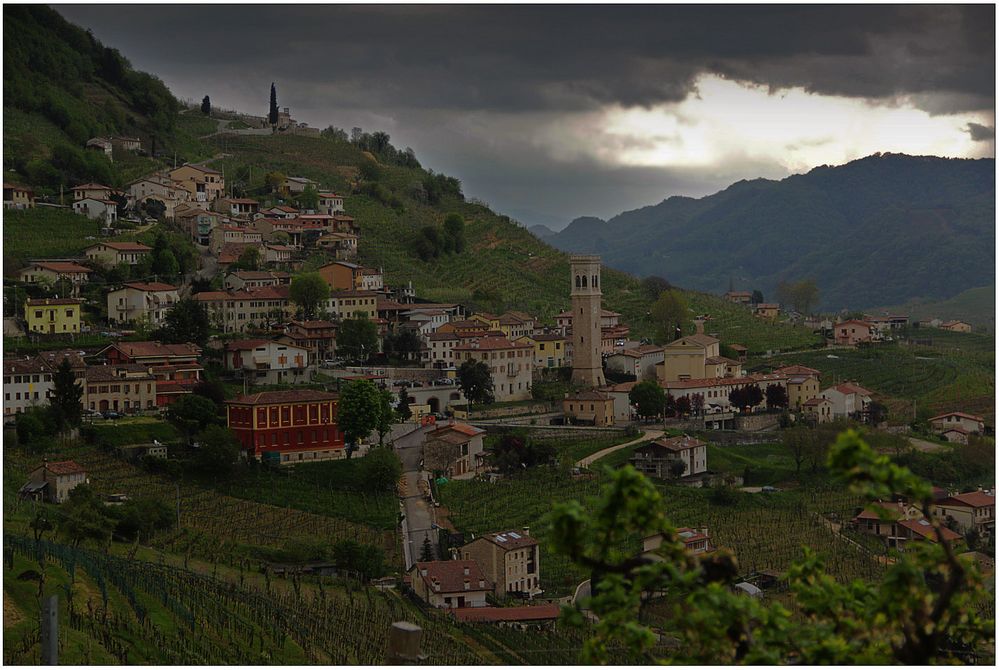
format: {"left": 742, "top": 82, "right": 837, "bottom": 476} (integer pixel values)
{"left": 3, "top": 445, "right": 401, "bottom": 568}
{"left": 3, "top": 535, "right": 482, "bottom": 665}
{"left": 760, "top": 330, "right": 995, "bottom": 422}
{"left": 438, "top": 467, "right": 882, "bottom": 598}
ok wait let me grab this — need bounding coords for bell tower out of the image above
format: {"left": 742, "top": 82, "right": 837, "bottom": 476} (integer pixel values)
{"left": 570, "top": 254, "right": 605, "bottom": 388}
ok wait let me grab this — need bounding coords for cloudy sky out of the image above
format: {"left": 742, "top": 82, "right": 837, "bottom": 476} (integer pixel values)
{"left": 56, "top": 4, "right": 995, "bottom": 228}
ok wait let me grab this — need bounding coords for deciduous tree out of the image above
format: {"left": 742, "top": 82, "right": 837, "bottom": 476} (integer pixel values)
{"left": 650, "top": 289, "right": 688, "bottom": 343}
{"left": 339, "top": 379, "right": 381, "bottom": 455}
{"left": 289, "top": 272, "right": 330, "bottom": 320}
{"left": 629, "top": 380, "right": 665, "bottom": 422}
{"left": 337, "top": 317, "right": 379, "bottom": 363}
{"left": 550, "top": 430, "right": 992, "bottom": 664}
{"left": 457, "top": 359, "right": 494, "bottom": 408}
{"left": 157, "top": 298, "right": 210, "bottom": 347}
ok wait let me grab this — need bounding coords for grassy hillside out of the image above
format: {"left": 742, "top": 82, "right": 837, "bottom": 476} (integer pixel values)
{"left": 874, "top": 284, "right": 995, "bottom": 334}
{"left": 208, "top": 133, "right": 819, "bottom": 351}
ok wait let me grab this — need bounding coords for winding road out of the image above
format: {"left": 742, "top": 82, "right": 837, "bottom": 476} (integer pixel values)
{"left": 575, "top": 428, "right": 664, "bottom": 467}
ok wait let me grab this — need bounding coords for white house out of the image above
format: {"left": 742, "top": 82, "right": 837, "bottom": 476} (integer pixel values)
{"left": 606, "top": 344, "right": 665, "bottom": 380}
{"left": 819, "top": 383, "right": 873, "bottom": 419}
{"left": 72, "top": 197, "right": 118, "bottom": 224}
{"left": 317, "top": 191, "right": 345, "bottom": 215}
{"left": 223, "top": 339, "right": 311, "bottom": 386}
{"left": 629, "top": 435, "right": 708, "bottom": 479}
{"left": 107, "top": 282, "right": 180, "bottom": 327}
{"left": 929, "top": 412, "right": 985, "bottom": 435}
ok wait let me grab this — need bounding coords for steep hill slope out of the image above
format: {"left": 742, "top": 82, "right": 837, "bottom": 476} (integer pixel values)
{"left": 548, "top": 154, "right": 995, "bottom": 312}
{"left": 3, "top": 7, "right": 821, "bottom": 353}
{"left": 2, "top": 5, "right": 207, "bottom": 193}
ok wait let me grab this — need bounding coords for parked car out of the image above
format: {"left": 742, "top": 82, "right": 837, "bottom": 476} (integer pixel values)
{"left": 102, "top": 411, "right": 121, "bottom": 420}
{"left": 761, "top": 486, "right": 781, "bottom": 493}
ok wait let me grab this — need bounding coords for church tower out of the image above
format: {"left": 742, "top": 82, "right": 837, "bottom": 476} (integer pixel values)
{"left": 570, "top": 254, "right": 606, "bottom": 388}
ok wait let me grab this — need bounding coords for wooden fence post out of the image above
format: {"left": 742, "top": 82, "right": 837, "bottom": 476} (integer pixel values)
{"left": 385, "top": 620, "right": 423, "bottom": 664}
{"left": 41, "top": 594, "right": 58, "bottom": 665}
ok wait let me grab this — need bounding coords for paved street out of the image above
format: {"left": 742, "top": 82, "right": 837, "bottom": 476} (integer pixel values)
{"left": 392, "top": 423, "right": 438, "bottom": 568}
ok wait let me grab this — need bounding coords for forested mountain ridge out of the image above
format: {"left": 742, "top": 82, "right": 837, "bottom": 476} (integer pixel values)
{"left": 548, "top": 154, "right": 995, "bottom": 312}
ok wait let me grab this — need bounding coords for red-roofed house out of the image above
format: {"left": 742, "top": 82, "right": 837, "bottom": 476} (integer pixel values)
{"left": 282, "top": 320, "right": 337, "bottom": 365}
{"left": 940, "top": 320, "right": 972, "bottom": 333}
{"left": 225, "top": 389, "right": 345, "bottom": 463}
{"left": 929, "top": 412, "right": 985, "bottom": 435}
{"left": 852, "top": 501, "right": 963, "bottom": 550}
{"left": 600, "top": 381, "right": 638, "bottom": 422}
{"left": 453, "top": 337, "right": 534, "bottom": 401}
{"left": 643, "top": 527, "right": 713, "bottom": 557}
{"left": 802, "top": 396, "right": 834, "bottom": 423}
{"left": 21, "top": 460, "right": 88, "bottom": 503}
{"left": 461, "top": 529, "right": 540, "bottom": 597}
{"left": 3, "top": 182, "right": 34, "bottom": 209}
{"left": 107, "top": 282, "right": 180, "bottom": 327}
{"left": 409, "top": 560, "right": 493, "bottom": 608}
{"left": 931, "top": 491, "right": 995, "bottom": 538}
{"left": 72, "top": 183, "right": 114, "bottom": 201}
{"left": 834, "top": 320, "right": 874, "bottom": 346}
{"left": 99, "top": 341, "right": 202, "bottom": 366}
{"left": 18, "top": 261, "right": 93, "bottom": 296}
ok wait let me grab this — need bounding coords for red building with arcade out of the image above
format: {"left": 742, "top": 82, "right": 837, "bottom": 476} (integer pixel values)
{"left": 225, "top": 389, "right": 345, "bottom": 464}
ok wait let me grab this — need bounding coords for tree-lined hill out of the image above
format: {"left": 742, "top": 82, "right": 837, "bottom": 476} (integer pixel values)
{"left": 548, "top": 154, "right": 996, "bottom": 313}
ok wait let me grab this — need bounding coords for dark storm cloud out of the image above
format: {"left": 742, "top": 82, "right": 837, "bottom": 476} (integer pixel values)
{"left": 966, "top": 122, "right": 996, "bottom": 142}
{"left": 51, "top": 4, "right": 995, "bottom": 226}
{"left": 53, "top": 4, "right": 994, "bottom": 114}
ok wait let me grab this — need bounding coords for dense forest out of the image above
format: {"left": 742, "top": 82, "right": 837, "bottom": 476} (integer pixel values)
{"left": 548, "top": 153, "right": 996, "bottom": 311}
{"left": 3, "top": 5, "right": 180, "bottom": 192}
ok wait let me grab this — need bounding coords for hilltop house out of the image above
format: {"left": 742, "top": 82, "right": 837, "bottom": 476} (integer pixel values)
{"left": 72, "top": 183, "right": 115, "bottom": 201}
{"left": 724, "top": 291, "right": 753, "bottom": 305}
{"left": 853, "top": 501, "right": 963, "bottom": 551}
{"left": 753, "top": 303, "right": 780, "bottom": 319}
{"left": 128, "top": 175, "right": 191, "bottom": 218}
{"left": 461, "top": 529, "right": 541, "bottom": 598}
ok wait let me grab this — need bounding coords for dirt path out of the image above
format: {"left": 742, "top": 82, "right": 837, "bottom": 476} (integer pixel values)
{"left": 576, "top": 428, "right": 664, "bottom": 467}
{"left": 908, "top": 437, "right": 948, "bottom": 453}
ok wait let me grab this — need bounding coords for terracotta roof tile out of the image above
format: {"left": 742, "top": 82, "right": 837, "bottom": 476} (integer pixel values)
{"left": 227, "top": 390, "right": 339, "bottom": 405}
{"left": 412, "top": 560, "right": 492, "bottom": 593}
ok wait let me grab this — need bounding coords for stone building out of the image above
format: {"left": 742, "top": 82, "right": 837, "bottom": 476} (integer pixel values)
{"left": 570, "top": 254, "right": 605, "bottom": 388}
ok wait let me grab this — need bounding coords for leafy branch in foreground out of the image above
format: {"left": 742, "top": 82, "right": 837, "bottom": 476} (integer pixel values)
{"left": 549, "top": 429, "right": 993, "bottom": 664}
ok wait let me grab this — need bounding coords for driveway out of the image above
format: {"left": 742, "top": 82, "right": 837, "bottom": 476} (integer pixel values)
{"left": 393, "top": 423, "right": 439, "bottom": 567}
{"left": 576, "top": 428, "right": 664, "bottom": 468}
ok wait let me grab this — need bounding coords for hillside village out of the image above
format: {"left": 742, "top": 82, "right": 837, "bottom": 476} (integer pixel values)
{"left": 2, "top": 8, "right": 995, "bottom": 660}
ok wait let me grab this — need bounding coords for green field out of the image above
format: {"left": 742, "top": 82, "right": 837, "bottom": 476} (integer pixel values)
{"left": 3, "top": 208, "right": 103, "bottom": 264}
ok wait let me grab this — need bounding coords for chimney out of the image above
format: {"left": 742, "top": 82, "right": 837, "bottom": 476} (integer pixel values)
{"left": 694, "top": 318, "right": 705, "bottom": 335}
{"left": 522, "top": 526, "right": 530, "bottom": 537}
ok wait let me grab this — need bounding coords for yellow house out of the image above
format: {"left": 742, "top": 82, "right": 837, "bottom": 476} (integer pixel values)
{"left": 657, "top": 333, "right": 721, "bottom": 382}
{"left": 517, "top": 333, "right": 567, "bottom": 368}
{"left": 168, "top": 164, "right": 225, "bottom": 203}
{"left": 25, "top": 298, "right": 83, "bottom": 335}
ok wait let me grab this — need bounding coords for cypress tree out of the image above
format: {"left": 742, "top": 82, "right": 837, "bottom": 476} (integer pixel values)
{"left": 50, "top": 357, "right": 82, "bottom": 428}
{"left": 268, "top": 83, "right": 278, "bottom": 126}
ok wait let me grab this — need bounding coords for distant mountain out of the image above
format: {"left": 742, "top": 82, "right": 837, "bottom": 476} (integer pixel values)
{"left": 548, "top": 154, "right": 995, "bottom": 311}
{"left": 528, "top": 224, "right": 556, "bottom": 238}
